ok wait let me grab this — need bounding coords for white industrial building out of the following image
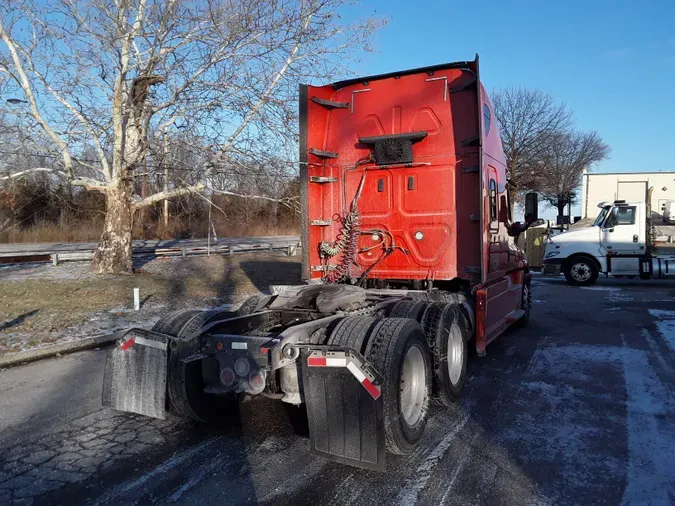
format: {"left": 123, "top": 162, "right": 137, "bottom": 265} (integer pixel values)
{"left": 580, "top": 170, "right": 675, "bottom": 220}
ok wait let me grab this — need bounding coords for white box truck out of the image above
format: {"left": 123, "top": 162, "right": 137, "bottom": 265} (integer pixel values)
{"left": 543, "top": 200, "right": 675, "bottom": 285}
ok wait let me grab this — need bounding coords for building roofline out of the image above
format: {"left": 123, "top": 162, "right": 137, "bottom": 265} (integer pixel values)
{"left": 584, "top": 171, "right": 675, "bottom": 176}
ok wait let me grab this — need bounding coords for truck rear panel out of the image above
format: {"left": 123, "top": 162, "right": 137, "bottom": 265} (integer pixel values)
{"left": 300, "top": 59, "right": 483, "bottom": 283}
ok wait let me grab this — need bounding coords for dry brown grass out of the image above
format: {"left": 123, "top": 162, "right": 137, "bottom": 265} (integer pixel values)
{"left": 0, "top": 254, "right": 302, "bottom": 354}
{"left": 0, "top": 218, "right": 298, "bottom": 244}
{"left": 0, "top": 221, "right": 105, "bottom": 243}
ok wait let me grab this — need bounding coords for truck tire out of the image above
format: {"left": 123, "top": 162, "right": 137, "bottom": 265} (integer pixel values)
{"left": 441, "top": 293, "right": 475, "bottom": 333}
{"left": 516, "top": 277, "right": 532, "bottom": 328}
{"left": 420, "top": 303, "right": 470, "bottom": 406}
{"left": 564, "top": 256, "right": 599, "bottom": 286}
{"left": 154, "top": 310, "right": 237, "bottom": 424}
{"left": 237, "top": 295, "right": 272, "bottom": 315}
{"left": 328, "top": 316, "right": 380, "bottom": 353}
{"left": 409, "top": 292, "right": 475, "bottom": 331}
{"left": 388, "top": 300, "right": 427, "bottom": 322}
{"left": 364, "top": 318, "right": 431, "bottom": 455}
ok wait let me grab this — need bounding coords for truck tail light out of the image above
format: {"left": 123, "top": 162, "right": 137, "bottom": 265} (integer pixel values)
{"left": 234, "top": 357, "right": 250, "bottom": 376}
{"left": 248, "top": 371, "right": 266, "bottom": 393}
{"left": 220, "top": 367, "right": 235, "bottom": 386}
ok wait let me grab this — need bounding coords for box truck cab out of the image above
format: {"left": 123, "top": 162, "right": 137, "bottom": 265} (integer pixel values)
{"left": 543, "top": 200, "right": 675, "bottom": 285}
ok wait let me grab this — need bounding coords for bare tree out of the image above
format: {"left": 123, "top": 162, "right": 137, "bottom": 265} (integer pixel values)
{"left": 492, "top": 87, "right": 572, "bottom": 200}
{"left": 0, "top": 0, "right": 383, "bottom": 273}
{"left": 539, "top": 131, "right": 610, "bottom": 220}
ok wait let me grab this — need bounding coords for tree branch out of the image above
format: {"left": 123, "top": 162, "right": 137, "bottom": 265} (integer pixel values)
{"left": 0, "top": 166, "right": 107, "bottom": 191}
{"left": 220, "top": 6, "right": 315, "bottom": 154}
{"left": 0, "top": 19, "right": 74, "bottom": 175}
{"left": 134, "top": 183, "right": 205, "bottom": 208}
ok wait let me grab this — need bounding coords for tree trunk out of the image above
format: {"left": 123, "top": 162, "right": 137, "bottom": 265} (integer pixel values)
{"left": 556, "top": 199, "right": 566, "bottom": 221}
{"left": 91, "top": 180, "right": 134, "bottom": 274}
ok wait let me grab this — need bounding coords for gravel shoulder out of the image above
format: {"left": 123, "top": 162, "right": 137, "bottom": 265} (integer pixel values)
{"left": 0, "top": 253, "right": 302, "bottom": 355}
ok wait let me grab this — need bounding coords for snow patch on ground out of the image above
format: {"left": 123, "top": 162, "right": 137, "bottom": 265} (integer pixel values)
{"left": 580, "top": 286, "right": 621, "bottom": 291}
{"left": 620, "top": 339, "right": 675, "bottom": 504}
{"left": 647, "top": 309, "right": 675, "bottom": 352}
{"left": 3, "top": 302, "right": 237, "bottom": 356}
{"left": 580, "top": 285, "right": 633, "bottom": 302}
{"left": 0, "top": 262, "right": 95, "bottom": 281}
{"left": 507, "top": 339, "right": 675, "bottom": 501}
{"left": 396, "top": 413, "right": 469, "bottom": 506}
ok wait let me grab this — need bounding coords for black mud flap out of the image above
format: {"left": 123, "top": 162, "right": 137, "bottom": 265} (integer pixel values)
{"left": 301, "top": 349, "right": 385, "bottom": 471}
{"left": 102, "top": 329, "right": 169, "bottom": 420}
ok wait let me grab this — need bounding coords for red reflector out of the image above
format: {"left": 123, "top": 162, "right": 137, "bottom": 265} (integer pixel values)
{"left": 215, "top": 342, "right": 223, "bottom": 351}
{"left": 120, "top": 338, "right": 135, "bottom": 351}
{"left": 249, "top": 372, "right": 264, "bottom": 387}
{"left": 307, "top": 357, "right": 326, "bottom": 367}
{"left": 260, "top": 347, "right": 268, "bottom": 354}
{"left": 220, "top": 368, "right": 235, "bottom": 386}
{"left": 361, "top": 377, "right": 381, "bottom": 400}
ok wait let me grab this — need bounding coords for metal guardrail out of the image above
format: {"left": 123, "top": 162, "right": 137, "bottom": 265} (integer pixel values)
{"left": 0, "top": 239, "right": 301, "bottom": 266}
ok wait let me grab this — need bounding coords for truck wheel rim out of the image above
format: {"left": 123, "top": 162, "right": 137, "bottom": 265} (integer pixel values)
{"left": 448, "top": 326, "right": 464, "bottom": 385}
{"left": 571, "top": 263, "right": 591, "bottom": 282}
{"left": 400, "top": 344, "right": 426, "bottom": 426}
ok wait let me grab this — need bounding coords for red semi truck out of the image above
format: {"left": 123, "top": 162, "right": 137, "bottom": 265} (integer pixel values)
{"left": 103, "top": 55, "right": 535, "bottom": 471}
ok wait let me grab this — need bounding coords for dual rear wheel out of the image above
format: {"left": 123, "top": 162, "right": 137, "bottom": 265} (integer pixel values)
{"left": 328, "top": 316, "right": 431, "bottom": 454}
{"left": 160, "top": 295, "right": 472, "bottom": 457}
{"left": 388, "top": 299, "right": 472, "bottom": 406}
{"left": 328, "top": 298, "right": 472, "bottom": 455}
{"left": 153, "top": 309, "right": 237, "bottom": 423}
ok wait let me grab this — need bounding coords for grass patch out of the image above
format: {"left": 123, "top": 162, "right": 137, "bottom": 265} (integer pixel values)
{"left": 0, "top": 254, "right": 302, "bottom": 352}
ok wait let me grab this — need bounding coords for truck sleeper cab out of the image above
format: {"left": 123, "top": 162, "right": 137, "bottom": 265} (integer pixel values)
{"left": 543, "top": 200, "right": 675, "bottom": 285}
{"left": 102, "top": 56, "right": 533, "bottom": 471}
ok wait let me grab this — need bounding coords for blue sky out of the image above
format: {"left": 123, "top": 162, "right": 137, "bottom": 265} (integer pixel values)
{"left": 348, "top": 0, "right": 675, "bottom": 176}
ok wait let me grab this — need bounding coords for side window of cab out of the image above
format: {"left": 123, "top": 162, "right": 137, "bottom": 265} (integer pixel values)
{"left": 605, "top": 206, "right": 636, "bottom": 227}
{"left": 483, "top": 103, "right": 491, "bottom": 136}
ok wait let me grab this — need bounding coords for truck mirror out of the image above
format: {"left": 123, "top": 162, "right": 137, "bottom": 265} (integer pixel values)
{"left": 525, "top": 193, "right": 538, "bottom": 221}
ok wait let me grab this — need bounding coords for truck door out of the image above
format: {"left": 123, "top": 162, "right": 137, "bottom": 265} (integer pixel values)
{"left": 601, "top": 204, "right": 642, "bottom": 255}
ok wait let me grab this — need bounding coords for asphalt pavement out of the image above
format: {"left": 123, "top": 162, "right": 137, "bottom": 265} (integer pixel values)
{"left": 1, "top": 276, "right": 674, "bottom": 505}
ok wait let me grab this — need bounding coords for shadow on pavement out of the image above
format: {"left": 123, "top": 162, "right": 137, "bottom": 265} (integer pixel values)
{"left": 0, "top": 361, "right": 264, "bottom": 505}
{"left": 0, "top": 310, "right": 39, "bottom": 331}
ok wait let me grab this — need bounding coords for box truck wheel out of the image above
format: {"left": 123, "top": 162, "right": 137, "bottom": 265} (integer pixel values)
{"left": 364, "top": 318, "right": 431, "bottom": 455}
{"left": 154, "top": 310, "right": 237, "bottom": 423}
{"left": 564, "top": 256, "right": 599, "bottom": 286}
{"left": 420, "top": 303, "right": 470, "bottom": 406}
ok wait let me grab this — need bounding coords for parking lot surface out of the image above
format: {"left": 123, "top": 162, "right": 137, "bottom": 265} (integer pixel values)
{"left": 0, "top": 275, "right": 673, "bottom": 505}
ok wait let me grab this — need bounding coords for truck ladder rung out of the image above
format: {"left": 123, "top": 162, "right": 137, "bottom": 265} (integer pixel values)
{"left": 310, "top": 176, "right": 338, "bottom": 183}
{"left": 309, "top": 148, "right": 338, "bottom": 159}
{"left": 311, "top": 220, "right": 332, "bottom": 226}
{"left": 311, "top": 97, "right": 350, "bottom": 109}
